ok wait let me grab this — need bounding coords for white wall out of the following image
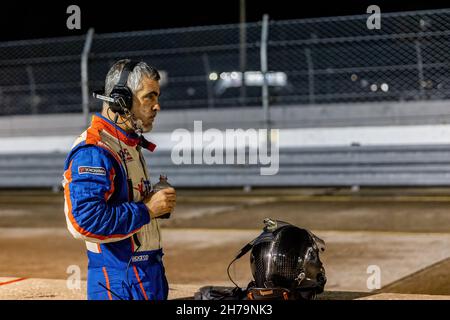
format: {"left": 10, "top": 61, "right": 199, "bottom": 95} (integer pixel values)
{"left": 2, "top": 124, "right": 450, "bottom": 154}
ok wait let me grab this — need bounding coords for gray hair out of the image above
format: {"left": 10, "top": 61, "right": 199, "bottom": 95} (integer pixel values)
{"left": 104, "top": 59, "right": 160, "bottom": 96}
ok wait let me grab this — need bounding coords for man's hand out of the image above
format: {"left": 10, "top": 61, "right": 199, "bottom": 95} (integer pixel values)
{"left": 144, "top": 187, "right": 176, "bottom": 219}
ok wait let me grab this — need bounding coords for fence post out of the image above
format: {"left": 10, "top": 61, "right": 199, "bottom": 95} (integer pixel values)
{"left": 304, "top": 48, "right": 315, "bottom": 104}
{"left": 415, "top": 39, "right": 424, "bottom": 100}
{"left": 261, "top": 14, "right": 270, "bottom": 135}
{"left": 26, "top": 66, "right": 38, "bottom": 114}
{"left": 239, "top": 0, "right": 247, "bottom": 106}
{"left": 81, "top": 28, "right": 95, "bottom": 128}
{"left": 202, "top": 53, "right": 215, "bottom": 109}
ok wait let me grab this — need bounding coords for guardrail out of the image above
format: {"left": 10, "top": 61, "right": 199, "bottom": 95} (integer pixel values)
{"left": 2, "top": 145, "right": 450, "bottom": 189}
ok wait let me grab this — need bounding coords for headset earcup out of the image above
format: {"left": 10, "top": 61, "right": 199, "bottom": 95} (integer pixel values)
{"left": 109, "top": 103, "right": 123, "bottom": 114}
{"left": 109, "top": 86, "right": 133, "bottom": 114}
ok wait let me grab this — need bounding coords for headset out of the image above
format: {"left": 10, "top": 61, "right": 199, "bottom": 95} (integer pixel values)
{"left": 93, "top": 60, "right": 139, "bottom": 116}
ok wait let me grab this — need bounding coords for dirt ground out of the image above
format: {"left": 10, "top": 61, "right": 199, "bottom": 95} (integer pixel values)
{"left": 1, "top": 187, "right": 450, "bottom": 299}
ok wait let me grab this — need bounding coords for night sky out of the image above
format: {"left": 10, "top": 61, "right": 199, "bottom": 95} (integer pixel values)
{"left": 0, "top": 0, "right": 449, "bottom": 41}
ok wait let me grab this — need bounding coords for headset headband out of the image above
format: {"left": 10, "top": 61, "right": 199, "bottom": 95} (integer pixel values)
{"left": 117, "top": 60, "right": 139, "bottom": 87}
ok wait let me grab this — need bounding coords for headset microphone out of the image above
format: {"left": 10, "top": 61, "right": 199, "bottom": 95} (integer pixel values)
{"left": 92, "top": 90, "right": 116, "bottom": 104}
{"left": 93, "top": 91, "right": 120, "bottom": 123}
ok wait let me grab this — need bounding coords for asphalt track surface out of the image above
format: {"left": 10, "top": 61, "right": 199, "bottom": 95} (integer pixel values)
{"left": 0, "top": 187, "right": 449, "bottom": 299}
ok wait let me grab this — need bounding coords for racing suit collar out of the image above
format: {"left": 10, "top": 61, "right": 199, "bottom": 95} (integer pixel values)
{"left": 92, "top": 113, "right": 141, "bottom": 147}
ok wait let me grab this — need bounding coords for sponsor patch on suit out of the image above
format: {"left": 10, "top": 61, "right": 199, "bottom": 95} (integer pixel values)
{"left": 78, "top": 166, "right": 107, "bottom": 176}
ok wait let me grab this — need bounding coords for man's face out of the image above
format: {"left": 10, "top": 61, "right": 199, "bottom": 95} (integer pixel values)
{"left": 130, "top": 76, "right": 161, "bottom": 133}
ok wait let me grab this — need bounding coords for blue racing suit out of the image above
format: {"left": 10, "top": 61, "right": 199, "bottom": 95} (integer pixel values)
{"left": 63, "top": 113, "right": 168, "bottom": 300}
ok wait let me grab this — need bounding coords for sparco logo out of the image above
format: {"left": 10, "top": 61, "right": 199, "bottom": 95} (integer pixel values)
{"left": 78, "top": 166, "right": 107, "bottom": 176}
{"left": 132, "top": 255, "right": 149, "bottom": 263}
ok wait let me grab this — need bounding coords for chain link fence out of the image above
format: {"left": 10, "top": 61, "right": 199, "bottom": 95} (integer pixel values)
{"left": 1, "top": 8, "right": 450, "bottom": 116}
{"left": 0, "top": 36, "right": 86, "bottom": 115}
{"left": 269, "top": 9, "right": 450, "bottom": 105}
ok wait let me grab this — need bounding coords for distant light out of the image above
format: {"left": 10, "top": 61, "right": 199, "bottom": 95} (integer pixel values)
{"left": 209, "top": 72, "right": 218, "bottom": 81}
{"left": 420, "top": 19, "right": 426, "bottom": 28}
{"left": 351, "top": 74, "right": 358, "bottom": 81}
{"left": 381, "top": 83, "right": 389, "bottom": 92}
{"left": 360, "top": 79, "right": 369, "bottom": 88}
{"left": 186, "top": 87, "right": 196, "bottom": 96}
{"left": 370, "top": 84, "right": 378, "bottom": 92}
{"left": 213, "top": 71, "right": 288, "bottom": 95}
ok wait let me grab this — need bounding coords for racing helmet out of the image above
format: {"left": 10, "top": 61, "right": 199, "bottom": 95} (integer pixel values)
{"left": 247, "top": 218, "right": 327, "bottom": 300}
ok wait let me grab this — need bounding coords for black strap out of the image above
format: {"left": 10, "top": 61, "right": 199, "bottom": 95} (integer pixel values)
{"left": 127, "top": 178, "right": 134, "bottom": 202}
{"left": 97, "top": 282, "right": 124, "bottom": 300}
{"left": 133, "top": 234, "right": 141, "bottom": 248}
{"left": 117, "top": 61, "right": 139, "bottom": 87}
{"left": 234, "top": 242, "right": 254, "bottom": 260}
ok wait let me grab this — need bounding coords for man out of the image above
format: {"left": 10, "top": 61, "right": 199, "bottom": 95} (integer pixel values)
{"left": 62, "top": 59, "right": 176, "bottom": 300}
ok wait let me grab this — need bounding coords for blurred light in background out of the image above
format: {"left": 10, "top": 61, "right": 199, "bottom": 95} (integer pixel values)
{"left": 209, "top": 72, "right": 219, "bottom": 81}
{"left": 214, "top": 71, "right": 287, "bottom": 95}
{"left": 370, "top": 84, "right": 378, "bottom": 92}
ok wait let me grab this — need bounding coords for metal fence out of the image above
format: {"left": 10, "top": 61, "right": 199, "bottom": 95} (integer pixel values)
{"left": 1, "top": 8, "right": 450, "bottom": 116}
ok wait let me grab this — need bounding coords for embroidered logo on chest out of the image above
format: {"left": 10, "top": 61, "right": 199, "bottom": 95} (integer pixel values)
{"left": 118, "top": 149, "right": 134, "bottom": 162}
{"left": 134, "top": 178, "right": 152, "bottom": 198}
